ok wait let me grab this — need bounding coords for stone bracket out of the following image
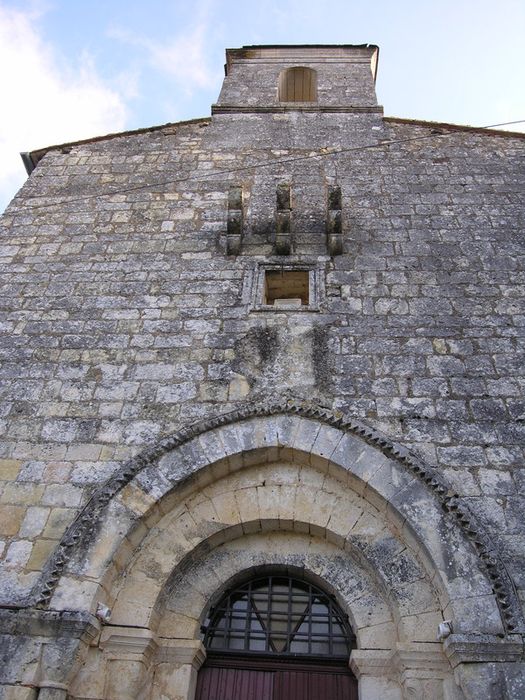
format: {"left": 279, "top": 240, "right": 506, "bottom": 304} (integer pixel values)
{"left": 443, "top": 634, "right": 524, "bottom": 668}
{"left": 274, "top": 183, "right": 292, "bottom": 255}
{"left": 326, "top": 185, "right": 343, "bottom": 255}
{"left": 226, "top": 185, "right": 243, "bottom": 255}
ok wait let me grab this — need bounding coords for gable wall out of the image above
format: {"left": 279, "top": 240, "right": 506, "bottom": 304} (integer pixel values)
{"left": 0, "top": 68, "right": 524, "bottom": 695}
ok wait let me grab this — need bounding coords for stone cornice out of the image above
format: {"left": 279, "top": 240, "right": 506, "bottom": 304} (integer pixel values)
{"left": 0, "top": 607, "right": 99, "bottom": 642}
{"left": 443, "top": 634, "right": 524, "bottom": 667}
{"left": 212, "top": 104, "right": 384, "bottom": 115}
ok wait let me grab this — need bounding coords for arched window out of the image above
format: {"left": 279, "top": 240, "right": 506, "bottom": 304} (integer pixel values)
{"left": 197, "top": 575, "right": 357, "bottom": 699}
{"left": 278, "top": 67, "right": 318, "bottom": 102}
{"left": 203, "top": 575, "right": 353, "bottom": 657}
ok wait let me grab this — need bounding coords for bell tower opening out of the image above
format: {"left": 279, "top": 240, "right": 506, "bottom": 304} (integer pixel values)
{"left": 278, "top": 66, "right": 318, "bottom": 102}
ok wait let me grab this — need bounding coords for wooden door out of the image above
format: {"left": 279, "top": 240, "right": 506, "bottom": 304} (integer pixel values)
{"left": 195, "top": 665, "right": 274, "bottom": 700}
{"left": 195, "top": 658, "right": 357, "bottom": 700}
{"left": 274, "top": 667, "right": 357, "bottom": 700}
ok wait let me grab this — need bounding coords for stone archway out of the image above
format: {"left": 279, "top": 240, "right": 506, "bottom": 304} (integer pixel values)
{"left": 24, "top": 400, "right": 524, "bottom": 699}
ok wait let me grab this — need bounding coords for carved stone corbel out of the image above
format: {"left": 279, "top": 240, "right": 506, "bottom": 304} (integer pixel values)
{"left": 226, "top": 185, "right": 243, "bottom": 255}
{"left": 327, "top": 185, "right": 343, "bottom": 256}
{"left": 274, "top": 183, "right": 292, "bottom": 255}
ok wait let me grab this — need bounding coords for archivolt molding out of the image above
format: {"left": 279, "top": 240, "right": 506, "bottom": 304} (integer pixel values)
{"left": 149, "top": 526, "right": 431, "bottom": 646}
{"left": 108, "top": 466, "right": 440, "bottom": 641}
{"left": 31, "top": 396, "right": 523, "bottom": 635}
{"left": 154, "top": 532, "right": 399, "bottom": 646}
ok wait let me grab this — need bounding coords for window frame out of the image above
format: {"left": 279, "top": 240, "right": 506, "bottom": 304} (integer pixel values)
{"left": 250, "top": 261, "right": 323, "bottom": 313}
{"left": 201, "top": 574, "right": 355, "bottom": 660}
{"left": 278, "top": 67, "right": 318, "bottom": 103}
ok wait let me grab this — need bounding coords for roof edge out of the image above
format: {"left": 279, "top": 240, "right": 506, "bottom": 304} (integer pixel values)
{"left": 238, "top": 43, "right": 379, "bottom": 50}
{"left": 20, "top": 113, "right": 524, "bottom": 177}
{"left": 21, "top": 117, "right": 212, "bottom": 174}
{"left": 384, "top": 116, "right": 525, "bottom": 139}
{"left": 224, "top": 44, "right": 380, "bottom": 80}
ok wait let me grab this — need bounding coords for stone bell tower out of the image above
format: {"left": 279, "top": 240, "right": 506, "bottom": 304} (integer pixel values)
{"left": 208, "top": 45, "right": 385, "bottom": 260}
{"left": 213, "top": 44, "right": 381, "bottom": 112}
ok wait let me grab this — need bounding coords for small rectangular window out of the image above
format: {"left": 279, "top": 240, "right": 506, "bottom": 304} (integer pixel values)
{"left": 264, "top": 270, "right": 309, "bottom": 306}
{"left": 251, "top": 263, "right": 322, "bottom": 312}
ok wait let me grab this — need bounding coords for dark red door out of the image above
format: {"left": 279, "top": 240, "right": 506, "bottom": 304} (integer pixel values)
{"left": 195, "top": 666, "right": 274, "bottom": 700}
{"left": 195, "top": 657, "right": 357, "bottom": 700}
{"left": 274, "top": 667, "right": 357, "bottom": 700}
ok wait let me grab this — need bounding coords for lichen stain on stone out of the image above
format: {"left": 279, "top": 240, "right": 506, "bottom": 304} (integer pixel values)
{"left": 249, "top": 218, "right": 277, "bottom": 240}
{"left": 380, "top": 550, "right": 423, "bottom": 586}
{"left": 235, "top": 327, "right": 279, "bottom": 369}
{"left": 234, "top": 325, "right": 319, "bottom": 393}
{"left": 310, "top": 326, "right": 333, "bottom": 391}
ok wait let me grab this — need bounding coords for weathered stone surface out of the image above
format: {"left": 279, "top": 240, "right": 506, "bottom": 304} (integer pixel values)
{"left": 0, "top": 43, "right": 524, "bottom": 699}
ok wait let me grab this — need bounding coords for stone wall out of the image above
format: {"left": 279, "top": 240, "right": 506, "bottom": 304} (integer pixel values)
{"left": 2, "top": 113, "right": 524, "bottom": 603}
{"left": 0, "top": 44, "right": 524, "bottom": 698}
{"left": 216, "top": 45, "right": 379, "bottom": 109}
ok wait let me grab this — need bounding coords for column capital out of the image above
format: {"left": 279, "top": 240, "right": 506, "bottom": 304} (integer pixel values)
{"left": 350, "top": 649, "right": 395, "bottom": 678}
{"left": 99, "top": 625, "right": 157, "bottom": 662}
{"left": 156, "top": 639, "right": 206, "bottom": 669}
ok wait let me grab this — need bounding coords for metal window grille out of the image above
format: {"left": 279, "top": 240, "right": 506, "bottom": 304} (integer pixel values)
{"left": 202, "top": 576, "right": 354, "bottom": 658}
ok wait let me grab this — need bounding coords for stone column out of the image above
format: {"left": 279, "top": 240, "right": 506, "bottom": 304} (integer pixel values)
{"left": 37, "top": 690, "right": 67, "bottom": 700}
{"left": 393, "top": 643, "right": 457, "bottom": 700}
{"left": 0, "top": 608, "right": 99, "bottom": 700}
{"left": 99, "top": 625, "right": 157, "bottom": 700}
{"left": 1, "top": 690, "right": 37, "bottom": 700}
{"left": 351, "top": 643, "right": 459, "bottom": 700}
{"left": 350, "top": 649, "right": 402, "bottom": 700}
{"left": 151, "top": 640, "right": 206, "bottom": 700}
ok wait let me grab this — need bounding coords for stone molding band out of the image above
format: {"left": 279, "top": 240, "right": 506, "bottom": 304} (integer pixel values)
{"left": 212, "top": 105, "right": 384, "bottom": 114}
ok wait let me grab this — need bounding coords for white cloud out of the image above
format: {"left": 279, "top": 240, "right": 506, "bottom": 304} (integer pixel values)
{"left": 148, "top": 24, "right": 217, "bottom": 93}
{"left": 0, "top": 5, "right": 128, "bottom": 212}
{"left": 110, "top": 12, "right": 218, "bottom": 98}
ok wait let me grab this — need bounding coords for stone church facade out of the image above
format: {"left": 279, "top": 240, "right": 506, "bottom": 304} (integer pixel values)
{"left": 0, "top": 45, "right": 524, "bottom": 699}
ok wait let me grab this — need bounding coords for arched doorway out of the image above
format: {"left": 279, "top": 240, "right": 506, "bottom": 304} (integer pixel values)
{"left": 195, "top": 574, "right": 358, "bottom": 700}
{"left": 36, "top": 404, "right": 521, "bottom": 700}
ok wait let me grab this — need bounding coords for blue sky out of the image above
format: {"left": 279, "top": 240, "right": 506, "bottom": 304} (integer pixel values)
{"left": 1, "top": 0, "right": 524, "bottom": 212}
